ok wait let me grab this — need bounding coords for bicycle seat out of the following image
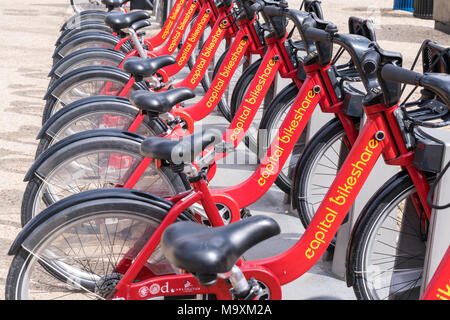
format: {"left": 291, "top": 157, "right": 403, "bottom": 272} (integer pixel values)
{"left": 122, "top": 56, "right": 177, "bottom": 79}
{"left": 104, "top": 11, "right": 151, "bottom": 32}
{"left": 161, "top": 216, "right": 280, "bottom": 285}
{"left": 140, "top": 129, "right": 222, "bottom": 163}
{"left": 129, "top": 87, "right": 195, "bottom": 114}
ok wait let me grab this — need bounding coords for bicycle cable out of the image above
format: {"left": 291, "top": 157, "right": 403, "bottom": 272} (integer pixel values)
{"left": 427, "top": 158, "right": 450, "bottom": 210}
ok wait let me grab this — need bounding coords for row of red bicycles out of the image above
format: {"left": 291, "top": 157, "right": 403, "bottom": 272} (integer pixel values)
{"left": 4, "top": 0, "right": 450, "bottom": 300}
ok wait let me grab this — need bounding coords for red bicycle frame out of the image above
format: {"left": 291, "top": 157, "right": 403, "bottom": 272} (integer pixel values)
{"left": 120, "top": 41, "right": 359, "bottom": 207}
{"left": 107, "top": 45, "right": 398, "bottom": 300}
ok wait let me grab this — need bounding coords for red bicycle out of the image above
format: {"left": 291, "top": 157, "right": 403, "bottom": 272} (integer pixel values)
{"left": 7, "top": 8, "right": 449, "bottom": 300}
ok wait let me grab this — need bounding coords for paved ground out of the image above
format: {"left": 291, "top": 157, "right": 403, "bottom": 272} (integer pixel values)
{"left": 0, "top": 0, "right": 449, "bottom": 300}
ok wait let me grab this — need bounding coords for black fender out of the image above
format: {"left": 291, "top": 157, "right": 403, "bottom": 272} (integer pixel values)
{"left": 44, "top": 65, "right": 148, "bottom": 100}
{"left": 55, "top": 21, "right": 112, "bottom": 47}
{"left": 60, "top": 10, "right": 108, "bottom": 31}
{"left": 52, "top": 31, "right": 130, "bottom": 60}
{"left": 8, "top": 188, "right": 195, "bottom": 255}
{"left": 49, "top": 47, "right": 125, "bottom": 78}
{"left": 24, "top": 128, "right": 145, "bottom": 182}
{"left": 37, "top": 95, "right": 132, "bottom": 139}
{"left": 344, "top": 170, "right": 413, "bottom": 288}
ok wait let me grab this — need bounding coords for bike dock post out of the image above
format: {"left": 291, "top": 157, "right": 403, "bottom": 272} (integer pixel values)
{"left": 420, "top": 127, "right": 450, "bottom": 296}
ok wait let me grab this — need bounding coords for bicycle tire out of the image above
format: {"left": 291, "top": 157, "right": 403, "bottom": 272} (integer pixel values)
{"left": 35, "top": 98, "right": 163, "bottom": 158}
{"left": 21, "top": 134, "right": 188, "bottom": 225}
{"left": 348, "top": 172, "right": 434, "bottom": 300}
{"left": 43, "top": 66, "right": 145, "bottom": 124}
{"left": 52, "top": 31, "right": 132, "bottom": 64}
{"left": 61, "top": 10, "right": 109, "bottom": 31}
{"left": 291, "top": 117, "right": 358, "bottom": 228}
{"left": 56, "top": 21, "right": 113, "bottom": 47}
{"left": 8, "top": 195, "right": 190, "bottom": 299}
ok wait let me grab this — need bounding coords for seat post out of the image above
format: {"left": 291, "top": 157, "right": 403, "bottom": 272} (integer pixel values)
{"left": 189, "top": 173, "right": 226, "bottom": 227}
{"left": 128, "top": 28, "right": 147, "bottom": 57}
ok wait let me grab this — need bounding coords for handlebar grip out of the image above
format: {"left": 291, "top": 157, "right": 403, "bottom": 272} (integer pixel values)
{"left": 263, "top": 5, "right": 284, "bottom": 17}
{"left": 381, "top": 64, "right": 423, "bottom": 86}
{"left": 250, "top": 0, "right": 264, "bottom": 13}
{"left": 304, "top": 27, "right": 332, "bottom": 42}
{"left": 130, "top": 19, "right": 151, "bottom": 32}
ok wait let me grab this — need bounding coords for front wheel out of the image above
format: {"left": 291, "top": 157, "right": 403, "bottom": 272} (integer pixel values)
{"left": 348, "top": 173, "right": 434, "bottom": 300}
{"left": 292, "top": 117, "right": 358, "bottom": 229}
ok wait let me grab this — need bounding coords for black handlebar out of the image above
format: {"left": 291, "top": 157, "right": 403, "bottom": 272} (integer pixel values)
{"left": 381, "top": 64, "right": 423, "bottom": 87}
{"left": 304, "top": 27, "right": 332, "bottom": 42}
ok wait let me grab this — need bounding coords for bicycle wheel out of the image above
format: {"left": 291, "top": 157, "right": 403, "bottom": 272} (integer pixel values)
{"left": 211, "top": 48, "right": 252, "bottom": 122}
{"left": 56, "top": 21, "right": 112, "bottom": 47}
{"left": 43, "top": 67, "right": 144, "bottom": 124}
{"left": 7, "top": 196, "right": 187, "bottom": 300}
{"left": 21, "top": 134, "right": 188, "bottom": 225}
{"left": 36, "top": 98, "right": 162, "bottom": 158}
{"left": 348, "top": 173, "right": 434, "bottom": 300}
{"left": 49, "top": 48, "right": 126, "bottom": 88}
{"left": 257, "top": 83, "right": 305, "bottom": 194}
{"left": 292, "top": 118, "right": 358, "bottom": 228}
{"left": 52, "top": 32, "right": 132, "bottom": 64}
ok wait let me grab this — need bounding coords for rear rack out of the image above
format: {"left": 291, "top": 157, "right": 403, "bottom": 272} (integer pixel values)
{"left": 401, "top": 40, "right": 450, "bottom": 128}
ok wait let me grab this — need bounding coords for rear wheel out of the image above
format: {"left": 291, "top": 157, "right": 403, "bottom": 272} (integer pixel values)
{"left": 49, "top": 48, "right": 125, "bottom": 88}
{"left": 292, "top": 118, "right": 358, "bottom": 228}
{"left": 21, "top": 135, "right": 188, "bottom": 225}
{"left": 56, "top": 22, "right": 112, "bottom": 47}
{"left": 36, "top": 100, "right": 161, "bottom": 157}
{"left": 43, "top": 69, "right": 142, "bottom": 124}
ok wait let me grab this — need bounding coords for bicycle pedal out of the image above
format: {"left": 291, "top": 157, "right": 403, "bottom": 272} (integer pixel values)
{"left": 240, "top": 208, "right": 252, "bottom": 219}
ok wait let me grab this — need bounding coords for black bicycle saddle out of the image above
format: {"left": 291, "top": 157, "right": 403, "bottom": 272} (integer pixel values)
{"left": 140, "top": 129, "right": 223, "bottom": 163}
{"left": 129, "top": 87, "right": 195, "bottom": 114}
{"left": 104, "top": 11, "right": 150, "bottom": 32}
{"left": 161, "top": 215, "right": 281, "bottom": 285}
{"left": 123, "top": 56, "right": 177, "bottom": 79}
